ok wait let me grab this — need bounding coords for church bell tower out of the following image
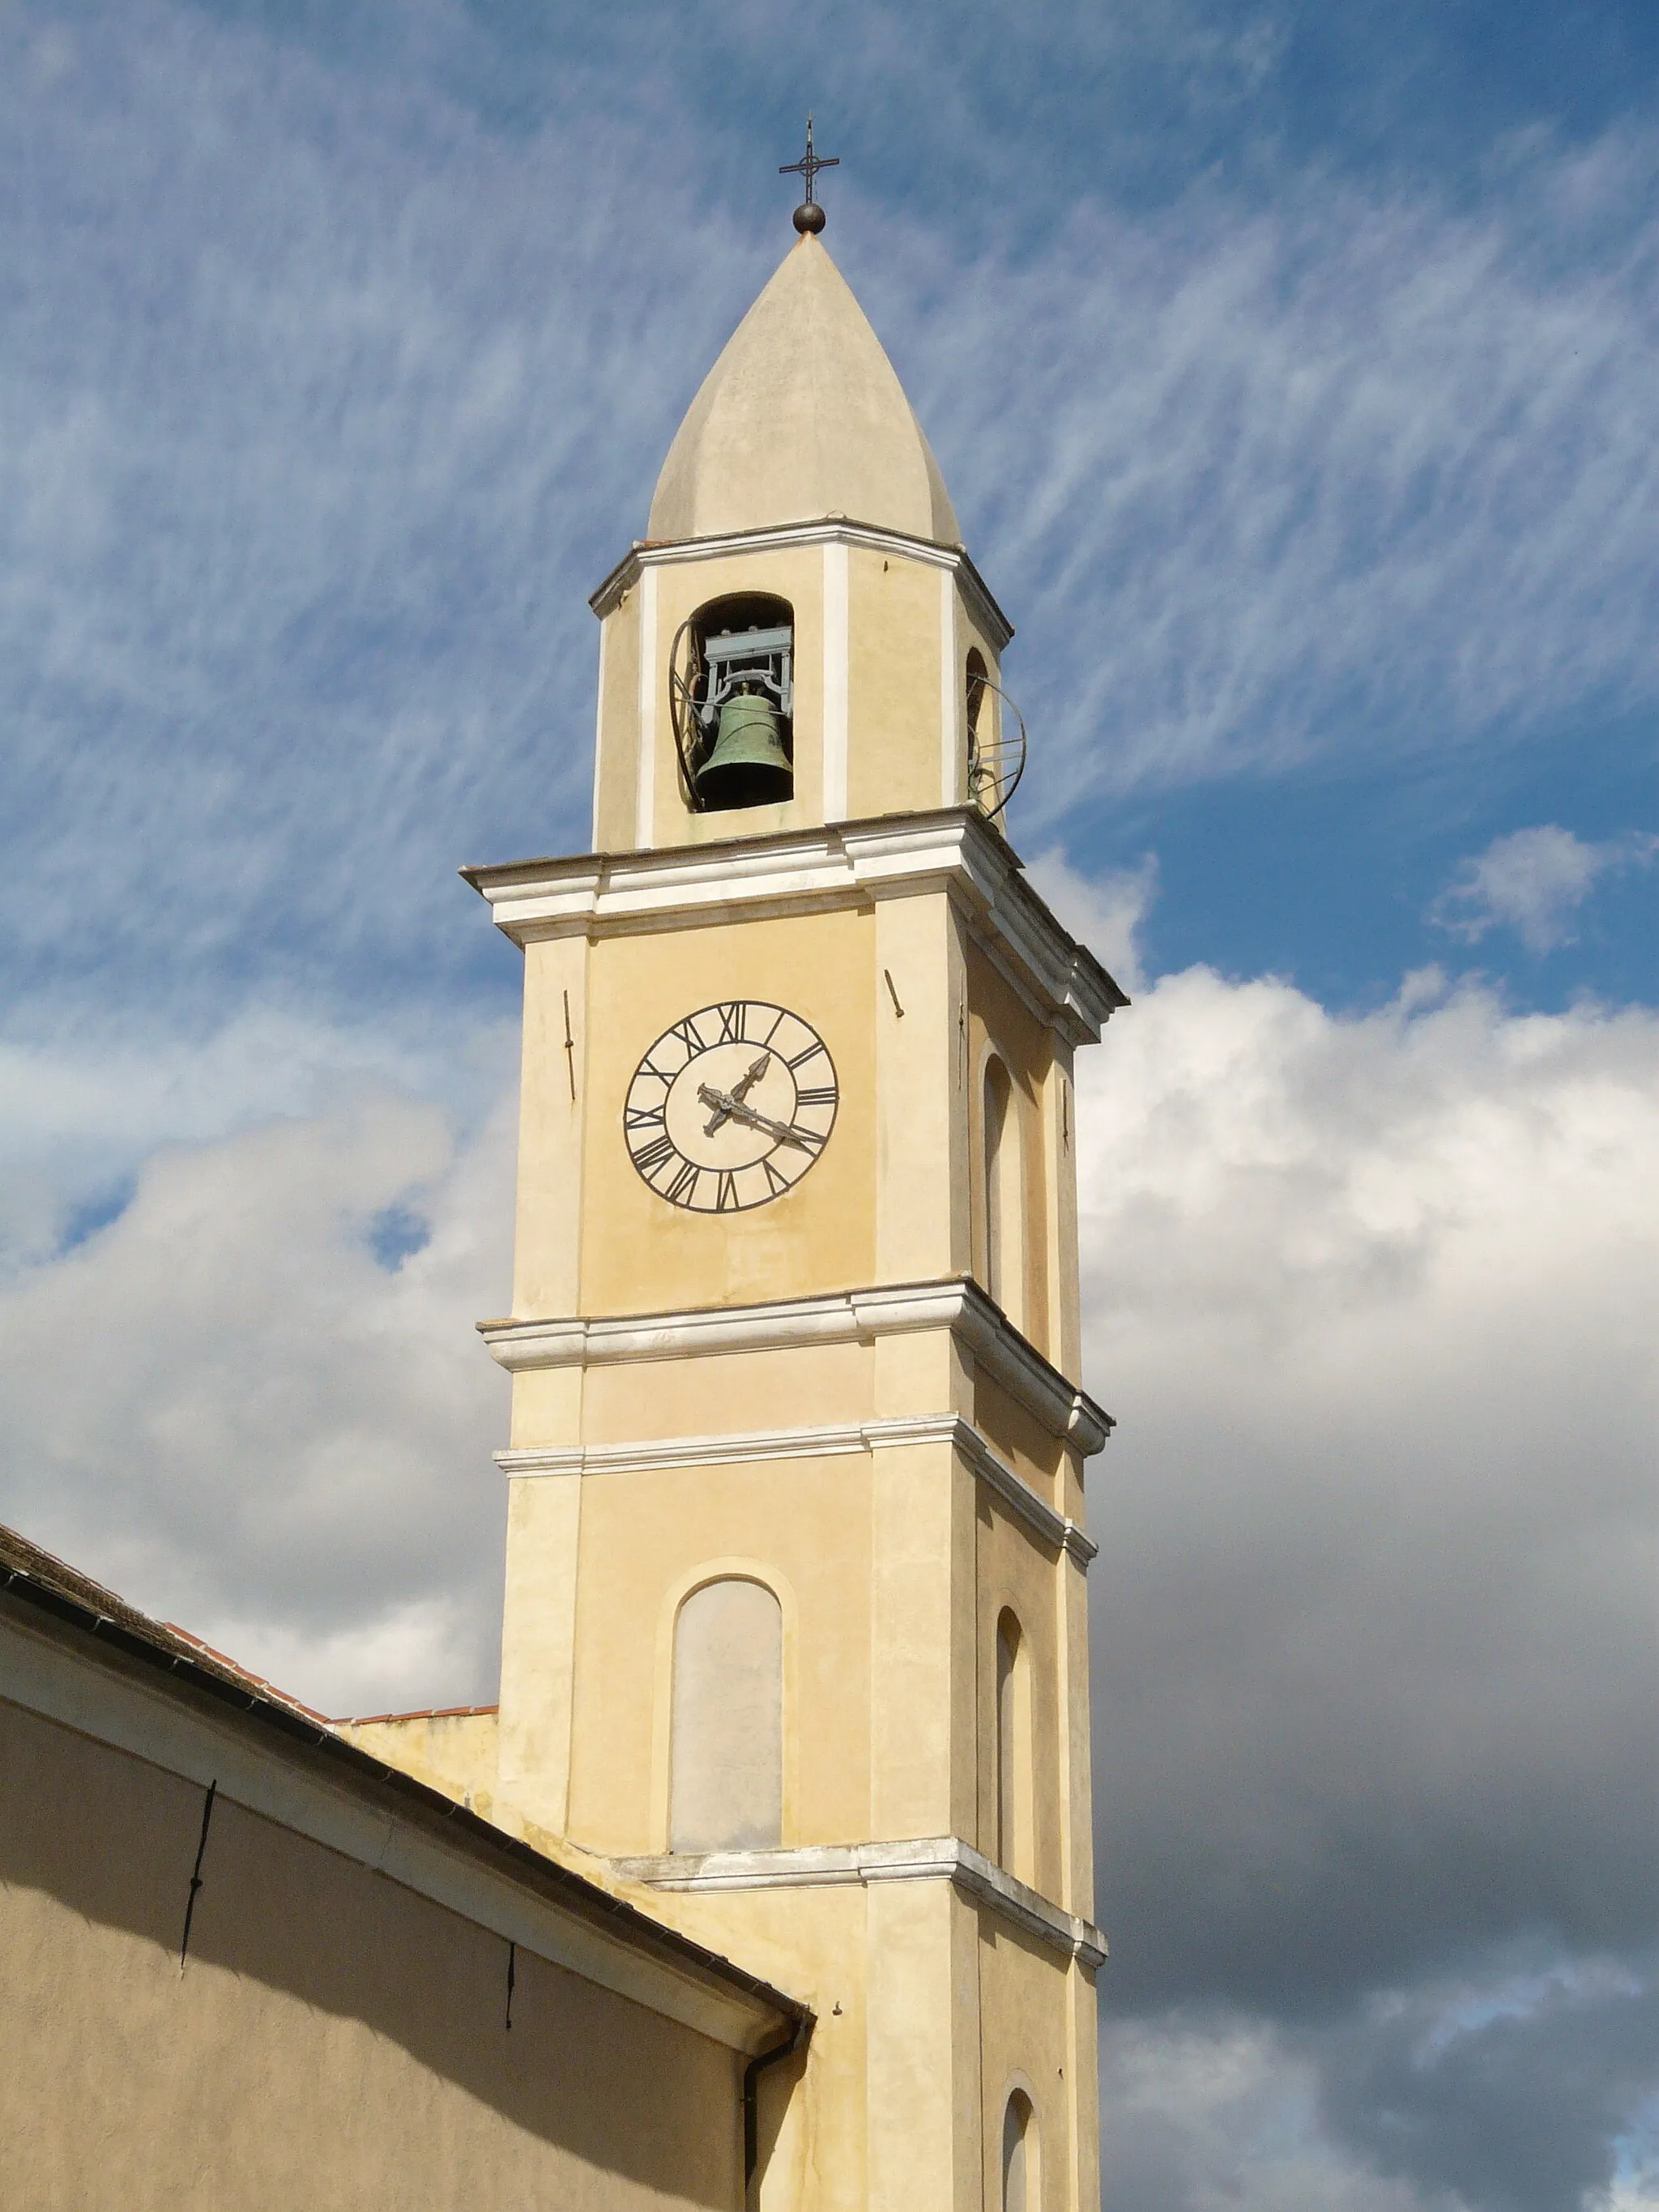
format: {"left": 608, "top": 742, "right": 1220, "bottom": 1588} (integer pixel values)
{"left": 464, "top": 166, "right": 1125, "bottom": 2212}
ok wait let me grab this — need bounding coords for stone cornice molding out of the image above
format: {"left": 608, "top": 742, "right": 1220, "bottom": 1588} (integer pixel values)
{"left": 612, "top": 1837, "right": 1107, "bottom": 1973}
{"left": 462, "top": 809, "right": 1128, "bottom": 1051}
{"left": 588, "top": 518, "right": 1013, "bottom": 653}
{"left": 479, "top": 1276, "right": 1112, "bottom": 1460}
{"left": 493, "top": 1411, "right": 1098, "bottom": 1566}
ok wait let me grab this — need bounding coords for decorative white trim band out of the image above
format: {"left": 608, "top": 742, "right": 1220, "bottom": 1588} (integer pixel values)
{"left": 480, "top": 1276, "right": 1112, "bottom": 1459}
{"left": 460, "top": 809, "right": 1127, "bottom": 1052}
{"left": 589, "top": 518, "right": 1014, "bottom": 654}
{"left": 611, "top": 1836, "right": 1108, "bottom": 1973}
{"left": 493, "top": 1411, "right": 1097, "bottom": 1565}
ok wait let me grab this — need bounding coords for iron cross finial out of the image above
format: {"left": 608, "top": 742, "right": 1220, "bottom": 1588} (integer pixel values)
{"left": 780, "top": 113, "right": 838, "bottom": 235}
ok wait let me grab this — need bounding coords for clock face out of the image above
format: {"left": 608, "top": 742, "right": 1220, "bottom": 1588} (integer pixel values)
{"left": 624, "top": 1000, "right": 838, "bottom": 1213}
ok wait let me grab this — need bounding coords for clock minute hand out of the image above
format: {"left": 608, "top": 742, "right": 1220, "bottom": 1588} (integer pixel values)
{"left": 702, "top": 1051, "right": 772, "bottom": 1136}
{"left": 707, "top": 1092, "right": 821, "bottom": 1152}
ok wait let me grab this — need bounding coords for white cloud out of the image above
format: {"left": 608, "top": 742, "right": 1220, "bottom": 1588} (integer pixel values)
{"left": 1077, "top": 949, "right": 1659, "bottom": 2204}
{"left": 1430, "top": 825, "right": 1658, "bottom": 953}
{"left": 1026, "top": 846, "right": 1157, "bottom": 995}
{"left": 0, "top": 1079, "right": 515, "bottom": 1715}
{"left": 1099, "top": 2013, "right": 1426, "bottom": 2212}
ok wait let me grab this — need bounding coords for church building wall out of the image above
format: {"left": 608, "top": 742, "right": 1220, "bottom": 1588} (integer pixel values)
{"left": 0, "top": 1690, "right": 752, "bottom": 2212}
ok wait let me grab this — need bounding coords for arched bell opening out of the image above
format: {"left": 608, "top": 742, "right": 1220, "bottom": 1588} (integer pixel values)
{"left": 669, "top": 593, "right": 795, "bottom": 814}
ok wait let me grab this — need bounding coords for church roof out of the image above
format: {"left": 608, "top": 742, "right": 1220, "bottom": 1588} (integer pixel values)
{"left": 0, "top": 1515, "right": 808, "bottom": 2040}
{"left": 646, "top": 233, "right": 961, "bottom": 547}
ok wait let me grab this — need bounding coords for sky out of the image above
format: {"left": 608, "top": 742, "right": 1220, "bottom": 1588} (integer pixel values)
{"left": 0, "top": 2, "right": 1655, "bottom": 2206}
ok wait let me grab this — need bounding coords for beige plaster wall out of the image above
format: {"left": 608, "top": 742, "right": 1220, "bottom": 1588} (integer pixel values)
{"left": 571, "top": 908, "right": 879, "bottom": 1322}
{"left": 335, "top": 1708, "right": 499, "bottom": 1815}
{"left": 563, "top": 1449, "right": 876, "bottom": 1856}
{"left": 974, "top": 1491, "right": 1064, "bottom": 1903}
{"left": 0, "top": 1695, "right": 743, "bottom": 2212}
{"left": 966, "top": 939, "right": 1063, "bottom": 1364}
{"left": 591, "top": 539, "right": 1005, "bottom": 854}
{"left": 844, "top": 546, "right": 945, "bottom": 819}
{"left": 976, "top": 1920, "right": 1096, "bottom": 2212}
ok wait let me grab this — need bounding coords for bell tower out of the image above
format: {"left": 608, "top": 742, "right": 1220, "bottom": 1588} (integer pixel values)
{"left": 465, "top": 178, "right": 1125, "bottom": 2212}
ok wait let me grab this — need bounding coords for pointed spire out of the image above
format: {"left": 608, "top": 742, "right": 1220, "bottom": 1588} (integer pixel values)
{"left": 647, "top": 234, "right": 960, "bottom": 546}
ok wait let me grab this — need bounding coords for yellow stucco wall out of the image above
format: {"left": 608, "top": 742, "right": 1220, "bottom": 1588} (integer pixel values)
{"left": 591, "top": 539, "right": 1004, "bottom": 851}
{"left": 335, "top": 1707, "right": 500, "bottom": 1815}
{"left": 0, "top": 1694, "right": 744, "bottom": 2212}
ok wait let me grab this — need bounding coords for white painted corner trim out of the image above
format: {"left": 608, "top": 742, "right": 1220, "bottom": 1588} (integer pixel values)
{"left": 479, "top": 1276, "right": 1112, "bottom": 1459}
{"left": 493, "top": 1410, "right": 1098, "bottom": 1566}
{"left": 611, "top": 1836, "right": 1108, "bottom": 1972}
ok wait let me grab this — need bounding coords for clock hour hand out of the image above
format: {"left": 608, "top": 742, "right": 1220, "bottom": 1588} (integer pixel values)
{"left": 697, "top": 1085, "right": 820, "bottom": 1152}
{"left": 703, "top": 1052, "right": 771, "bottom": 1136}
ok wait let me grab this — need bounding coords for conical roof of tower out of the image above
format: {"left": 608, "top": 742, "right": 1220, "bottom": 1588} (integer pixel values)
{"left": 647, "top": 233, "right": 960, "bottom": 547}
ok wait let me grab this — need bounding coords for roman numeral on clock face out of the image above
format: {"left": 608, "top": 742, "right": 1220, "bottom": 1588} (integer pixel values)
{"left": 631, "top": 1132, "right": 674, "bottom": 1176}
{"left": 794, "top": 1086, "right": 835, "bottom": 1110}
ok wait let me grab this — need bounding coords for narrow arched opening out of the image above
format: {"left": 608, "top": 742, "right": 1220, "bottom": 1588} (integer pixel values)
{"left": 670, "top": 1576, "right": 783, "bottom": 1852}
{"left": 983, "top": 1054, "right": 1023, "bottom": 1328}
{"left": 995, "top": 1607, "right": 1033, "bottom": 1882}
{"left": 1002, "top": 2090, "right": 1038, "bottom": 2212}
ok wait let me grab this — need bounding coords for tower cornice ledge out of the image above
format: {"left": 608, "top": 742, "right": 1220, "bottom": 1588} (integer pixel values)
{"left": 609, "top": 1837, "right": 1108, "bottom": 1975}
{"left": 477, "top": 1275, "right": 1113, "bottom": 1459}
{"left": 463, "top": 808, "right": 1129, "bottom": 1051}
{"left": 588, "top": 518, "right": 1013, "bottom": 653}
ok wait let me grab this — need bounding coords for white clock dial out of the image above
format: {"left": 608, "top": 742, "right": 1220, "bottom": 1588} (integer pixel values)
{"left": 624, "top": 1000, "right": 838, "bottom": 1213}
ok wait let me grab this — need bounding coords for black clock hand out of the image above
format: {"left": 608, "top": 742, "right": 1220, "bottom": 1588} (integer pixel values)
{"left": 698, "top": 1087, "right": 819, "bottom": 1151}
{"left": 702, "top": 1053, "right": 770, "bottom": 1136}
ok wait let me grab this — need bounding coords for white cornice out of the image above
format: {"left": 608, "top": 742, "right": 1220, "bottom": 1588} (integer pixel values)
{"left": 589, "top": 518, "right": 1014, "bottom": 653}
{"left": 460, "top": 809, "right": 1127, "bottom": 1051}
{"left": 480, "top": 1276, "right": 1112, "bottom": 1459}
{"left": 611, "top": 1836, "right": 1107, "bottom": 1973}
{"left": 493, "top": 1411, "right": 1098, "bottom": 1566}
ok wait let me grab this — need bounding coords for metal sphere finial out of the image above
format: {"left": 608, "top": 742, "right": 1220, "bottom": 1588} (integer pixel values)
{"left": 779, "top": 113, "right": 838, "bottom": 233}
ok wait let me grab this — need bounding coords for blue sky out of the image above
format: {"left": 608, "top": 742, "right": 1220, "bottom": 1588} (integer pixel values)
{"left": 0, "top": 5, "right": 1654, "bottom": 2210}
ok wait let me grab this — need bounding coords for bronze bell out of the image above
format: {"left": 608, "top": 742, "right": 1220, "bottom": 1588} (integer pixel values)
{"left": 695, "top": 693, "right": 793, "bottom": 809}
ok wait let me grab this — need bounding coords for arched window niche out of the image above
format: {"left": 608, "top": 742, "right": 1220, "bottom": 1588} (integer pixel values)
{"left": 1002, "top": 2089, "right": 1038, "bottom": 2212}
{"left": 982, "top": 1053, "right": 1025, "bottom": 1329}
{"left": 995, "top": 1607, "right": 1034, "bottom": 1883}
{"left": 670, "top": 592, "right": 795, "bottom": 814}
{"left": 669, "top": 1576, "right": 783, "bottom": 1854}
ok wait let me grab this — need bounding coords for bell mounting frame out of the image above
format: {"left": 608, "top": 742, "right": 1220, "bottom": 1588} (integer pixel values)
{"left": 966, "top": 675, "right": 1028, "bottom": 824}
{"left": 668, "top": 614, "right": 710, "bottom": 810}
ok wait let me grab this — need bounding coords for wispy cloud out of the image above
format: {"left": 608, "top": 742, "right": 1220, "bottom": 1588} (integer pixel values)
{"left": 1430, "top": 825, "right": 1658, "bottom": 953}
{"left": 2, "top": 6, "right": 1657, "bottom": 1025}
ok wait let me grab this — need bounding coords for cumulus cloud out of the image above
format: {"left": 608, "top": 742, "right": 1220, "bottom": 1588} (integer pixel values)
{"left": 1430, "top": 826, "right": 1659, "bottom": 953}
{"left": 1077, "top": 946, "right": 1659, "bottom": 2208}
{"left": 0, "top": 1076, "right": 514, "bottom": 1714}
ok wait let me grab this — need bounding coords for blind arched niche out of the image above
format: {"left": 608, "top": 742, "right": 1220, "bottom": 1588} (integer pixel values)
{"left": 983, "top": 1054, "right": 1024, "bottom": 1328}
{"left": 670, "top": 1577, "right": 783, "bottom": 1853}
{"left": 1002, "top": 2090, "right": 1038, "bottom": 2212}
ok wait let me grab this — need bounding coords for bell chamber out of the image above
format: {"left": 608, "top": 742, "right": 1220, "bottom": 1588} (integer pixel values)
{"left": 669, "top": 593, "right": 795, "bottom": 812}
